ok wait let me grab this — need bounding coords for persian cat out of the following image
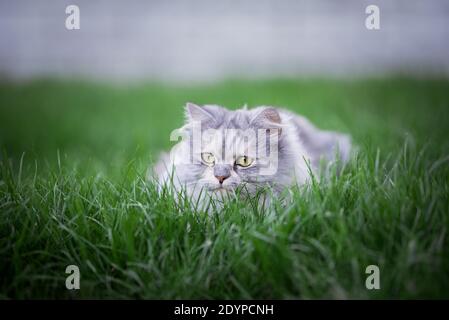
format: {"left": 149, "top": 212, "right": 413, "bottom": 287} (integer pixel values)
{"left": 151, "top": 103, "right": 352, "bottom": 209}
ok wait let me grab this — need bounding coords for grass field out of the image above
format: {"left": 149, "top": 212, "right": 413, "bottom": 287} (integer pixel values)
{"left": 0, "top": 78, "right": 448, "bottom": 299}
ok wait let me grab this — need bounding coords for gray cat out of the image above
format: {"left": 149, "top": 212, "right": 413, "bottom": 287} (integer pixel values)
{"left": 151, "top": 103, "right": 352, "bottom": 209}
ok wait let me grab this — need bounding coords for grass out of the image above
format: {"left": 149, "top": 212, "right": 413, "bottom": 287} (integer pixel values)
{"left": 0, "top": 78, "right": 448, "bottom": 299}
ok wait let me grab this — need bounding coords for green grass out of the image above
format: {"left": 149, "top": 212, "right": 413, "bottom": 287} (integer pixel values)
{"left": 0, "top": 78, "right": 448, "bottom": 299}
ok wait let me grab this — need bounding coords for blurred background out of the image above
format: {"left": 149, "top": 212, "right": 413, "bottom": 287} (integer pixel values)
{"left": 1, "top": 0, "right": 449, "bottom": 81}
{"left": 0, "top": 0, "right": 449, "bottom": 177}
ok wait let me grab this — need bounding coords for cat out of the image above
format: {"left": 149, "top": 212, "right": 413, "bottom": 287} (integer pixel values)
{"left": 150, "top": 103, "right": 352, "bottom": 210}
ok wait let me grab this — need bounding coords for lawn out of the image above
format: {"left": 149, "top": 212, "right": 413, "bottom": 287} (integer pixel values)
{"left": 0, "top": 78, "right": 448, "bottom": 299}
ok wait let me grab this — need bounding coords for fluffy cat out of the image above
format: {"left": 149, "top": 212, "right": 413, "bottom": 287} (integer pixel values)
{"left": 151, "top": 103, "right": 352, "bottom": 209}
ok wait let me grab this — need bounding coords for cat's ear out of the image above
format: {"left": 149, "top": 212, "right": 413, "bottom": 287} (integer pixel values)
{"left": 250, "top": 107, "right": 282, "bottom": 135}
{"left": 185, "top": 102, "right": 215, "bottom": 123}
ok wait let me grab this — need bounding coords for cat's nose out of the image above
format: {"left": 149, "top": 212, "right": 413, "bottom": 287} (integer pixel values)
{"left": 214, "top": 165, "right": 231, "bottom": 184}
{"left": 215, "top": 175, "right": 229, "bottom": 184}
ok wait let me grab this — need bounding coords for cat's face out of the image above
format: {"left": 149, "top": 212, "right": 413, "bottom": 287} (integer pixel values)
{"left": 174, "top": 103, "right": 287, "bottom": 196}
{"left": 196, "top": 127, "right": 261, "bottom": 193}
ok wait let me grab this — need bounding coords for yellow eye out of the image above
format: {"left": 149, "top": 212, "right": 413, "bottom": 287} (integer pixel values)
{"left": 235, "top": 155, "right": 253, "bottom": 167}
{"left": 201, "top": 152, "right": 215, "bottom": 165}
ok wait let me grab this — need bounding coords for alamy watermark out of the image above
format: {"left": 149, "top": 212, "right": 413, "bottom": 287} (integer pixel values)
{"left": 365, "top": 265, "right": 380, "bottom": 290}
{"left": 169, "top": 121, "right": 281, "bottom": 176}
{"left": 65, "top": 5, "right": 80, "bottom": 30}
{"left": 365, "top": 5, "right": 380, "bottom": 30}
{"left": 64, "top": 5, "right": 381, "bottom": 32}
{"left": 65, "top": 265, "right": 80, "bottom": 290}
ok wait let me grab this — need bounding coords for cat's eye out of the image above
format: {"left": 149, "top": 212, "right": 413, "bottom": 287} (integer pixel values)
{"left": 235, "top": 155, "right": 253, "bottom": 167}
{"left": 201, "top": 152, "right": 215, "bottom": 165}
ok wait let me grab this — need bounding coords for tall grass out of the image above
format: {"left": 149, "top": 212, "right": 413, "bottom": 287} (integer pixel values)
{"left": 0, "top": 78, "right": 448, "bottom": 298}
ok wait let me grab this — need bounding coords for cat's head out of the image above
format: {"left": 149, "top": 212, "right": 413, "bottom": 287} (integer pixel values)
{"left": 173, "top": 103, "right": 292, "bottom": 196}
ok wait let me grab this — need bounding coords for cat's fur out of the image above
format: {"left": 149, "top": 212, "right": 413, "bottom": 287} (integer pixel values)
{"left": 151, "top": 103, "right": 351, "bottom": 209}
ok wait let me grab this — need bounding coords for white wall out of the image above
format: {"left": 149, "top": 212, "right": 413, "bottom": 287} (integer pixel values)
{"left": 1, "top": 0, "right": 448, "bottom": 81}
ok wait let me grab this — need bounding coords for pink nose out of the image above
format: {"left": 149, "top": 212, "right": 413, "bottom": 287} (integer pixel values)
{"left": 215, "top": 175, "right": 229, "bottom": 184}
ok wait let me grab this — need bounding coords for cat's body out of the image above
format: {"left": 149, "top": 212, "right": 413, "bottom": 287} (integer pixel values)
{"left": 151, "top": 103, "right": 351, "bottom": 209}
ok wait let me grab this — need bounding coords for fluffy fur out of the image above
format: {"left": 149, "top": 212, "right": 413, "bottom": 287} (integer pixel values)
{"left": 151, "top": 103, "right": 352, "bottom": 209}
